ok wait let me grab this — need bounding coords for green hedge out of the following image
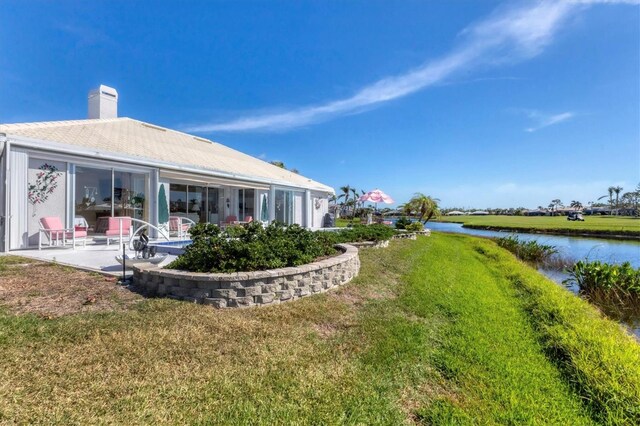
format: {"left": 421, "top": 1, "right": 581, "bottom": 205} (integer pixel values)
{"left": 167, "top": 222, "right": 336, "bottom": 273}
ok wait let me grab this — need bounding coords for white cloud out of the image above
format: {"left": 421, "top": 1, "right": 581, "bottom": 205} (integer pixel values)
{"left": 523, "top": 110, "right": 575, "bottom": 132}
{"left": 185, "top": 0, "right": 637, "bottom": 133}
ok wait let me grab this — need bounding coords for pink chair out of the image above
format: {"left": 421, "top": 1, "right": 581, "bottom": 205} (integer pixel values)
{"left": 96, "top": 216, "right": 132, "bottom": 246}
{"left": 39, "top": 216, "right": 87, "bottom": 250}
{"left": 220, "top": 215, "right": 238, "bottom": 230}
{"left": 244, "top": 216, "right": 253, "bottom": 223}
{"left": 169, "top": 216, "right": 192, "bottom": 238}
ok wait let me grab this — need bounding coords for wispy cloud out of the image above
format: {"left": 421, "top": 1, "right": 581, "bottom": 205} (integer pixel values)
{"left": 186, "top": 0, "right": 638, "bottom": 133}
{"left": 56, "top": 23, "right": 113, "bottom": 48}
{"left": 522, "top": 110, "right": 576, "bottom": 132}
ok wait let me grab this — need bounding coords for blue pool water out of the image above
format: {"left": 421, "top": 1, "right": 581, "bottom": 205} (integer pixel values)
{"left": 151, "top": 240, "right": 192, "bottom": 255}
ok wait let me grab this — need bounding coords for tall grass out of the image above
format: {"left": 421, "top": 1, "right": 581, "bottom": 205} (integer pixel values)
{"left": 496, "top": 235, "right": 558, "bottom": 263}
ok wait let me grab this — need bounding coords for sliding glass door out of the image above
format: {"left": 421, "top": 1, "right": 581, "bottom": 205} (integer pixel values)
{"left": 169, "top": 184, "right": 219, "bottom": 224}
{"left": 275, "top": 189, "right": 294, "bottom": 225}
{"left": 74, "top": 165, "right": 149, "bottom": 232}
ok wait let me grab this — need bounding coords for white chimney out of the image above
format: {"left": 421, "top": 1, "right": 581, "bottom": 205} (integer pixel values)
{"left": 88, "top": 85, "right": 118, "bottom": 119}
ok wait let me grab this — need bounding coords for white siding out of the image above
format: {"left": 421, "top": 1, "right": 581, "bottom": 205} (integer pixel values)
{"left": 9, "top": 149, "right": 28, "bottom": 249}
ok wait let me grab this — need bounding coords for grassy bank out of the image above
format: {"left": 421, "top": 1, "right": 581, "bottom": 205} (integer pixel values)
{"left": 1, "top": 235, "right": 638, "bottom": 424}
{"left": 436, "top": 215, "right": 640, "bottom": 238}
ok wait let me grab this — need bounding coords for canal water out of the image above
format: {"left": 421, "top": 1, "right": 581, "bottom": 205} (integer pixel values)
{"left": 420, "top": 221, "right": 640, "bottom": 336}
{"left": 426, "top": 221, "right": 640, "bottom": 268}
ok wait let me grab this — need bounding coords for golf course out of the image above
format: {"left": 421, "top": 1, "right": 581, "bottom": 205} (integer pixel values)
{"left": 435, "top": 215, "right": 640, "bottom": 239}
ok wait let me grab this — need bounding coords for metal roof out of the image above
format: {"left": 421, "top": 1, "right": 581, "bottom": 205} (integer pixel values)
{"left": 0, "top": 117, "right": 333, "bottom": 193}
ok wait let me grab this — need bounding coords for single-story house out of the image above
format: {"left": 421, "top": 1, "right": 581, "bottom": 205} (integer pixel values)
{"left": 0, "top": 85, "right": 334, "bottom": 252}
{"left": 446, "top": 210, "right": 465, "bottom": 216}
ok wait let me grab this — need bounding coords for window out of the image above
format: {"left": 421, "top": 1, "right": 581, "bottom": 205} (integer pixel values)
{"left": 170, "top": 184, "right": 187, "bottom": 214}
{"left": 238, "top": 189, "right": 255, "bottom": 221}
{"left": 170, "top": 184, "right": 220, "bottom": 224}
{"left": 75, "top": 166, "right": 113, "bottom": 231}
{"left": 275, "top": 189, "right": 294, "bottom": 224}
{"left": 74, "top": 166, "right": 148, "bottom": 232}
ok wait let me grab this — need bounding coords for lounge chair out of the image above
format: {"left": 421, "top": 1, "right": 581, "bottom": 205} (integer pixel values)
{"left": 244, "top": 215, "right": 253, "bottom": 223}
{"left": 38, "top": 216, "right": 87, "bottom": 250}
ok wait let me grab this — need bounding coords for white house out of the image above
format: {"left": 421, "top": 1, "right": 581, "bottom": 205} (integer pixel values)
{"left": 0, "top": 86, "right": 334, "bottom": 251}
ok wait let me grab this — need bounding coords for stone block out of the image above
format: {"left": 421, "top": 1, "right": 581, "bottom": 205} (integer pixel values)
{"left": 262, "top": 283, "right": 278, "bottom": 293}
{"left": 157, "top": 284, "right": 169, "bottom": 295}
{"left": 242, "top": 286, "right": 263, "bottom": 297}
{"left": 230, "top": 297, "right": 254, "bottom": 308}
{"left": 190, "top": 288, "right": 210, "bottom": 298}
{"left": 311, "top": 284, "right": 323, "bottom": 293}
{"left": 255, "top": 294, "right": 275, "bottom": 304}
{"left": 170, "top": 286, "right": 191, "bottom": 297}
{"left": 295, "top": 287, "right": 311, "bottom": 297}
{"left": 197, "top": 281, "right": 220, "bottom": 290}
{"left": 203, "top": 298, "right": 227, "bottom": 308}
{"left": 211, "top": 288, "right": 237, "bottom": 299}
{"left": 276, "top": 289, "right": 293, "bottom": 300}
{"left": 179, "top": 279, "right": 197, "bottom": 289}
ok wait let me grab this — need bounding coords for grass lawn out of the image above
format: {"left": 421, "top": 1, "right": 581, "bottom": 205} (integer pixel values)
{"left": 1, "top": 236, "right": 638, "bottom": 424}
{"left": 436, "top": 215, "right": 640, "bottom": 237}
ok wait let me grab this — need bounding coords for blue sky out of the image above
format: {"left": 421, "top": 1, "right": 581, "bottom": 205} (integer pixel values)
{"left": 1, "top": 0, "right": 638, "bottom": 208}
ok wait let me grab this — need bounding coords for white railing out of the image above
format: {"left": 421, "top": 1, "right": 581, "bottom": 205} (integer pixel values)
{"left": 126, "top": 217, "right": 173, "bottom": 250}
{"left": 169, "top": 216, "right": 196, "bottom": 240}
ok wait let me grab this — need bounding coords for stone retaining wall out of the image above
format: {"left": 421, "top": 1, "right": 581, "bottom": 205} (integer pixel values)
{"left": 132, "top": 244, "right": 359, "bottom": 308}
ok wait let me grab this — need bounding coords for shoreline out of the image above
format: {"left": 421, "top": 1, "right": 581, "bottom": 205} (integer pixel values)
{"left": 447, "top": 223, "right": 640, "bottom": 241}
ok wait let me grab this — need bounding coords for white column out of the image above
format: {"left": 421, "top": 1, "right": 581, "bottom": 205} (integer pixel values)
{"left": 269, "top": 186, "right": 276, "bottom": 222}
{"left": 304, "top": 190, "right": 311, "bottom": 228}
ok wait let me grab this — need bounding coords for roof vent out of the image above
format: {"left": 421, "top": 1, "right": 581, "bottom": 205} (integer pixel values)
{"left": 88, "top": 85, "right": 118, "bottom": 119}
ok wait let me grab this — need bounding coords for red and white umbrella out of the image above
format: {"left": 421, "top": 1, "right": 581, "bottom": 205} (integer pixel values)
{"left": 359, "top": 189, "right": 394, "bottom": 205}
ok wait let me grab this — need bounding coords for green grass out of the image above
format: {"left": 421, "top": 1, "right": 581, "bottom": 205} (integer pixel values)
{"left": 436, "top": 215, "right": 640, "bottom": 237}
{"left": 1, "top": 235, "right": 638, "bottom": 424}
{"left": 335, "top": 217, "right": 361, "bottom": 227}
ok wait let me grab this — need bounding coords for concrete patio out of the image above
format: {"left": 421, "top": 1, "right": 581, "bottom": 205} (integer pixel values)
{"left": 8, "top": 242, "right": 176, "bottom": 277}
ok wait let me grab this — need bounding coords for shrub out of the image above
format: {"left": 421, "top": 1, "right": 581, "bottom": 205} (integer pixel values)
{"left": 167, "top": 222, "right": 337, "bottom": 273}
{"left": 395, "top": 216, "right": 412, "bottom": 230}
{"left": 564, "top": 260, "right": 640, "bottom": 296}
{"left": 405, "top": 221, "right": 424, "bottom": 232}
{"left": 495, "top": 235, "right": 557, "bottom": 263}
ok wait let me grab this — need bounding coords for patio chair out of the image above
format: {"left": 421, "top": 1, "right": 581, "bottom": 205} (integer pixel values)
{"left": 39, "top": 216, "right": 87, "bottom": 250}
{"left": 220, "top": 215, "right": 238, "bottom": 230}
{"left": 169, "top": 216, "right": 192, "bottom": 239}
{"left": 244, "top": 215, "right": 253, "bottom": 223}
{"left": 94, "top": 216, "right": 132, "bottom": 246}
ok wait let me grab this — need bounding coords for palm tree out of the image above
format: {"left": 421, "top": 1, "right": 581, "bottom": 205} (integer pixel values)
{"left": 570, "top": 200, "right": 583, "bottom": 211}
{"left": 404, "top": 193, "right": 440, "bottom": 223}
{"left": 550, "top": 199, "right": 562, "bottom": 215}
{"left": 613, "top": 186, "right": 623, "bottom": 215}
{"left": 598, "top": 186, "right": 615, "bottom": 213}
{"left": 337, "top": 185, "right": 352, "bottom": 218}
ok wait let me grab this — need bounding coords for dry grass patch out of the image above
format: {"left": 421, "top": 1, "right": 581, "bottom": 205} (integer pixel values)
{"left": 0, "top": 256, "right": 143, "bottom": 317}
